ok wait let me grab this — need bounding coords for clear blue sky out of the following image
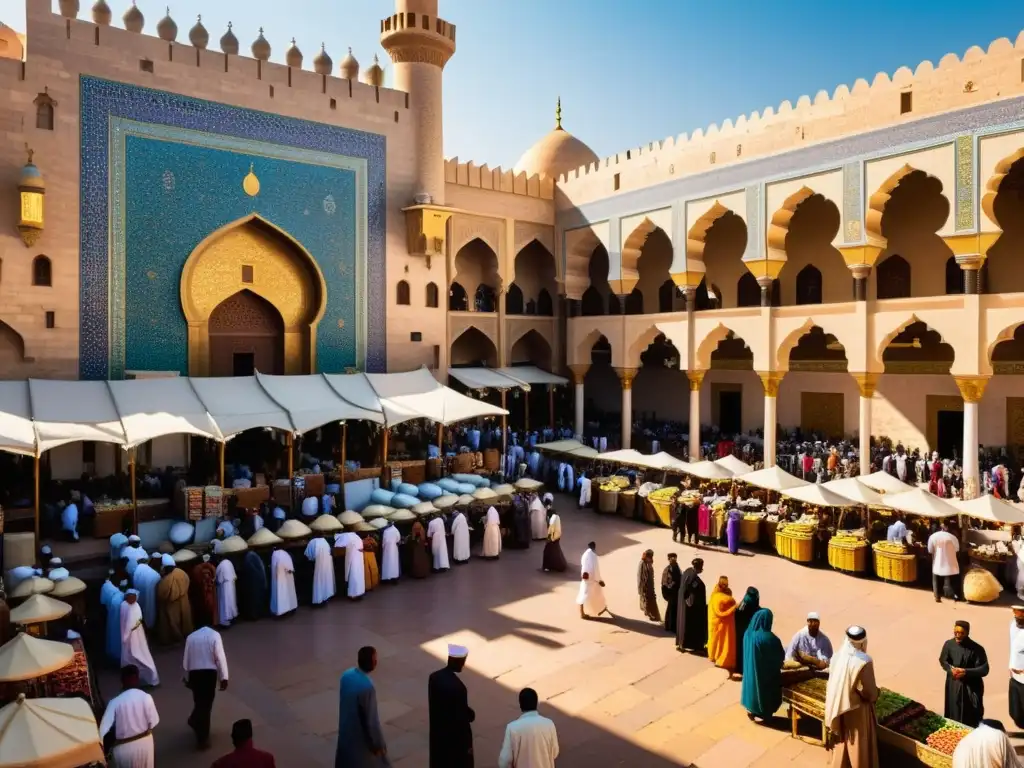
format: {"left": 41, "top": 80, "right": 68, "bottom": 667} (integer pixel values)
{"left": 11, "top": 1, "right": 1024, "bottom": 168}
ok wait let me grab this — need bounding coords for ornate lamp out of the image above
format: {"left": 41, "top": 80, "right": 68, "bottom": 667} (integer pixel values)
{"left": 18, "top": 147, "right": 45, "bottom": 247}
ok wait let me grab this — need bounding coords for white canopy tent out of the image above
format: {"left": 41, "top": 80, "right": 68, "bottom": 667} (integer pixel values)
{"left": 257, "top": 373, "right": 383, "bottom": 432}
{"left": 715, "top": 455, "right": 752, "bottom": 475}
{"left": 447, "top": 365, "right": 568, "bottom": 391}
{"left": 594, "top": 449, "right": 688, "bottom": 471}
{"left": 738, "top": 465, "right": 809, "bottom": 492}
{"left": 952, "top": 494, "right": 1024, "bottom": 524}
{"left": 0, "top": 382, "right": 35, "bottom": 456}
{"left": 534, "top": 439, "right": 599, "bottom": 458}
{"left": 188, "top": 376, "right": 295, "bottom": 438}
{"left": 822, "top": 477, "right": 891, "bottom": 508}
{"left": 496, "top": 366, "right": 568, "bottom": 386}
{"left": 28, "top": 379, "right": 126, "bottom": 453}
{"left": 783, "top": 483, "right": 861, "bottom": 508}
{"left": 107, "top": 377, "right": 222, "bottom": 447}
{"left": 684, "top": 460, "right": 735, "bottom": 480}
{"left": 882, "top": 487, "right": 959, "bottom": 519}
{"left": 365, "top": 368, "right": 507, "bottom": 427}
{"left": 860, "top": 471, "right": 916, "bottom": 494}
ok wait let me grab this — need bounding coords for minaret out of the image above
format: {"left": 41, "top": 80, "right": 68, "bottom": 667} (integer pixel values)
{"left": 380, "top": 0, "right": 455, "bottom": 206}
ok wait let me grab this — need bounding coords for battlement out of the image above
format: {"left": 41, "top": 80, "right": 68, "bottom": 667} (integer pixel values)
{"left": 557, "top": 29, "right": 1024, "bottom": 202}
{"left": 444, "top": 158, "right": 554, "bottom": 200}
{"left": 27, "top": 1, "right": 410, "bottom": 116}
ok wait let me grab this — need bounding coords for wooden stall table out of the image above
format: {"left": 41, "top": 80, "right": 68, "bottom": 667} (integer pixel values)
{"left": 135, "top": 497, "right": 170, "bottom": 524}
{"left": 92, "top": 502, "right": 132, "bottom": 538}
{"left": 781, "top": 677, "right": 828, "bottom": 746}
{"left": 234, "top": 486, "right": 271, "bottom": 511}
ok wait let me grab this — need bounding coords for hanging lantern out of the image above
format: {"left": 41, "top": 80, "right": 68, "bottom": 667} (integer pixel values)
{"left": 18, "top": 146, "right": 45, "bottom": 247}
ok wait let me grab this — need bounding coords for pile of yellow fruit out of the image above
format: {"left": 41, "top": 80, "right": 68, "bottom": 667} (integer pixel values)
{"left": 648, "top": 487, "right": 679, "bottom": 502}
{"left": 780, "top": 522, "right": 815, "bottom": 537}
{"left": 680, "top": 491, "right": 702, "bottom": 504}
{"left": 598, "top": 476, "right": 630, "bottom": 493}
{"left": 831, "top": 534, "right": 867, "bottom": 546}
{"left": 873, "top": 541, "right": 908, "bottom": 554}
{"left": 743, "top": 513, "right": 763, "bottom": 522}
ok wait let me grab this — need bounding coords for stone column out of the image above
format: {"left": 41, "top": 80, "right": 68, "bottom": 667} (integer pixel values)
{"left": 757, "top": 276, "right": 773, "bottom": 308}
{"left": 757, "top": 372, "right": 784, "bottom": 467}
{"left": 688, "top": 371, "right": 705, "bottom": 461}
{"left": 851, "top": 265, "right": 869, "bottom": 301}
{"left": 568, "top": 365, "right": 589, "bottom": 440}
{"left": 851, "top": 373, "right": 880, "bottom": 476}
{"left": 616, "top": 367, "right": 638, "bottom": 450}
{"left": 954, "top": 376, "right": 989, "bottom": 499}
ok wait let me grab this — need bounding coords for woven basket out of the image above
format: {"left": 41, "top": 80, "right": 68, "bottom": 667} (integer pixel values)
{"left": 740, "top": 518, "right": 761, "bottom": 544}
{"left": 872, "top": 547, "right": 917, "bottom": 583}
{"left": 598, "top": 489, "right": 619, "bottom": 514}
{"left": 828, "top": 540, "right": 868, "bottom": 573}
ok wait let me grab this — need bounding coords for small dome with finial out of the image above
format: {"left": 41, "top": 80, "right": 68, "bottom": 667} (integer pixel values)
{"left": 515, "top": 97, "right": 599, "bottom": 180}
{"left": 123, "top": 0, "right": 144, "bottom": 33}
{"left": 157, "top": 7, "right": 177, "bottom": 41}
{"left": 189, "top": 15, "right": 208, "bottom": 48}
{"left": 340, "top": 47, "right": 359, "bottom": 80}
{"left": 91, "top": 0, "right": 111, "bottom": 24}
{"left": 220, "top": 22, "right": 238, "bottom": 55}
{"left": 362, "top": 54, "right": 383, "bottom": 87}
{"left": 251, "top": 27, "right": 271, "bottom": 61}
{"left": 58, "top": 0, "right": 80, "bottom": 19}
{"left": 312, "top": 43, "right": 332, "bottom": 75}
{"left": 285, "top": 38, "right": 302, "bottom": 68}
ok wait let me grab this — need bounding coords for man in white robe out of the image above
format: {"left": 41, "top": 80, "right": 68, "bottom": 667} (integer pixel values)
{"left": 301, "top": 495, "right": 319, "bottom": 517}
{"left": 99, "top": 665, "right": 160, "bottom": 768}
{"left": 576, "top": 542, "right": 609, "bottom": 619}
{"left": 131, "top": 555, "right": 161, "bottom": 629}
{"left": 60, "top": 500, "right": 80, "bottom": 541}
{"left": 381, "top": 524, "right": 401, "bottom": 582}
{"left": 120, "top": 589, "right": 160, "bottom": 687}
{"left": 100, "top": 569, "right": 119, "bottom": 608}
{"left": 214, "top": 556, "right": 238, "bottom": 627}
{"left": 269, "top": 548, "right": 298, "bottom": 617}
{"left": 339, "top": 532, "right": 366, "bottom": 599}
{"left": 110, "top": 532, "right": 128, "bottom": 563}
{"left": 123, "top": 535, "right": 149, "bottom": 577}
{"left": 578, "top": 475, "right": 592, "bottom": 508}
{"left": 451, "top": 511, "right": 471, "bottom": 564}
{"left": 46, "top": 557, "right": 70, "bottom": 581}
{"left": 952, "top": 719, "right": 1022, "bottom": 768}
{"left": 303, "top": 535, "right": 335, "bottom": 605}
{"left": 529, "top": 496, "right": 548, "bottom": 541}
{"left": 482, "top": 506, "right": 502, "bottom": 559}
{"left": 427, "top": 515, "right": 451, "bottom": 572}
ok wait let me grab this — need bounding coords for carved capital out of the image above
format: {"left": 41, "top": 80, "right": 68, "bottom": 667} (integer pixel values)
{"left": 615, "top": 367, "right": 639, "bottom": 391}
{"left": 568, "top": 364, "right": 589, "bottom": 386}
{"left": 954, "top": 375, "right": 989, "bottom": 404}
{"left": 850, "top": 372, "right": 880, "bottom": 399}
{"left": 687, "top": 371, "right": 706, "bottom": 392}
{"left": 757, "top": 371, "right": 785, "bottom": 398}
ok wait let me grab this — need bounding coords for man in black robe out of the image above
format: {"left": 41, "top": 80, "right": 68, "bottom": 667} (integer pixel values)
{"left": 428, "top": 644, "right": 474, "bottom": 768}
{"left": 239, "top": 551, "right": 268, "bottom": 621}
{"left": 675, "top": 557, "right": 707, "bottom": 654}
{"left": 660, "top": 553, "right": 682, "bottom": 634}
{"left": 637, "top": 550, "right": 660, "bottom": 622}
{"left": 939, "top": 619, "right": 989, "bottom": 727}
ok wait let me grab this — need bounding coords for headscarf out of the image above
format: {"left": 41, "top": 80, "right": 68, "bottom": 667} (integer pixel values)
{"left": 712, "top": 576, "right": 731, "bottom": 596}
{"left": 824, "top": 626, "right": 871, "bottom": 732}
{"left": 740, "top": 586, "right": 760, "bottom": 611}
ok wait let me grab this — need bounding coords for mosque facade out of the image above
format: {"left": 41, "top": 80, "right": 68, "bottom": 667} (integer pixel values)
{"left": 3, "top": 1, "right": 1024, "bottom": 495}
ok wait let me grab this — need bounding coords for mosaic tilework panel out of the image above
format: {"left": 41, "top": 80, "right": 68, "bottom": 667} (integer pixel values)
{"left": 122, "top": 134, "right": 358, "bottom": 376}
{"left": 79, "top": 76, "right": 386, "bottom": 379}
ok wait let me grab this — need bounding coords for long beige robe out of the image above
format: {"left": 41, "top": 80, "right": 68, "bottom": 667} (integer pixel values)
{"left": 831, "top": 661, "right": 880, "bottom": 768}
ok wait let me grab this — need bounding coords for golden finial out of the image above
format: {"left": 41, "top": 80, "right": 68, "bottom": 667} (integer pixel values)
{"left": 555, "top": 96, "right": 562, "bottom": 130}
{"left": 25, "top": 143, "right": 34, "bottom": 165}
{"left": 242, "top": 162, "right": 260, "bottom": 197}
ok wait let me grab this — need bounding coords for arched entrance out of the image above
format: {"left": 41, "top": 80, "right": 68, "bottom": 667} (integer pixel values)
{"left": 180, "top": 215, "right": 325, "bottom": 376}
{"left": 208, "top": 290, "right": 285, "bottom": 376}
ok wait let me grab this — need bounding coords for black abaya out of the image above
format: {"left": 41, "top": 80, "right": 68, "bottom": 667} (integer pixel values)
{"left": 239, "top": 551, "right": 268, "bottom": 620}
{"left": 661, "top": 562, "right": 682, "bottom": 634}
{"left": 675, "top": 567, "right": 708, "bottom": 652}
{"left": 939, "top": 637, "right": 989, "bottom": 727}
{"left": 428, "top": 666, "right": 475, "bottom": 768}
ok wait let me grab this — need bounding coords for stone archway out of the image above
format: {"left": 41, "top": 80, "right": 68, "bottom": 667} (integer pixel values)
{"left": 209, "top": 290, "right": 285, "bottom": 376}
{"left": 181, "top": 214, "right": 325, "bottom": 376}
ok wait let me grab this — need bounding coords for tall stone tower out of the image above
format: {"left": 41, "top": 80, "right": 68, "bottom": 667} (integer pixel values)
{"left": 380, "top": 0, "right": 456, "bottom": 207}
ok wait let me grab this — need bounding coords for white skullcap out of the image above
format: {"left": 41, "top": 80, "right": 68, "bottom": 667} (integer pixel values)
{"left": 128, "top": 535, "right": 141, "bottom": 543}
{"left": 846, "top": 625, "right": 866, "bottom": 640}
{"left": 202, "top": 554, "right": 211, "bottom": 562}
{"left": 161, "top": 554, "right": 175, "bottom": 568}
{"left": 807, "top": 612, "right": 820, "bottom": 621}
{"left": 126, "top": 588, "right": 140, "bottom": 596}
{"left": 40, "top": 545, "right": 52, "bottom": 555}
{"left": 49, "top": 558, "right": 63, "bottom": 566}
{"left": 447, "top": 644, "right": 469, "bottom": 659}
{"left": 1013, "top": 605, "right": 1024, "bottom": 613}
{"left": 119, "top": 579, "right": 128, "bottom": 588}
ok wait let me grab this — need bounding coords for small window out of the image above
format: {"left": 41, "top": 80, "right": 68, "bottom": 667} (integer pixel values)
{"left": 34, "top": 91, "right": 56, "bottom": 130}
{"left": 613, "top": 173, "right": 620, "bottom": 191}
{"left": 32, "top": 255, "right": 52, "bottom": 287}
{"left": 330, "top": 98, "right": 337, "bottom": 110}
{"left": 241, "top": 265, "right": 254, "bottom": 284}
{"left": 139, "top": 59, "right": 154, "bottom": 73}
{"left": 396, "top": 280, "right": 411, "bottom": 305}
{"left": 269, "top": 85, "right": 275, "bottom": 98}
{"left": 425, "top": 282, "right": 439, "bottom": 308}
{"left": 432, "top": 344, "right": 440, "bottom": 370}
{"left": 410, "top": 331, "right": 422, "bottom": 342}
{"left": 45, "top": 311, "right": 55, "bottom": 329}
{"left": 394, "top": 111, "right": 399, "bottom": 123}
{"left": 900, "top": 91, "right": 912, "bottom": 114}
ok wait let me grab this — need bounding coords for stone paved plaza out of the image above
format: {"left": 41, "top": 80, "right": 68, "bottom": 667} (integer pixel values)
{"left": 105, "top": 501, "right": 1017, "bottom": 767}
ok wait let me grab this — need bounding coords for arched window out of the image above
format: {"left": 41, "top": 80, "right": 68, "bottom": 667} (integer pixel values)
{"left": 694, "top": 278, "right": 722, "bottom": 310}
{"left": 505, "top": 284, "right": 524, "bottom": 314}
{"left": 876, "top": 255, "right": 911, "bottom": 299}
{"left": 396, "top": 280, "right": 410, "bottom": 305}
{"left": 608, "top": 293, "right": 622, "bottom": 315}
{"left": 425, "top": 282, "right": 439, "bottom": 308}
{"left": 525, "top": 298, "right": 537, "bottom": 315}
{"left": 537, "top": 288, "right": 553, "bottom": 316}
{"left": 32, "top": 255, "right": 52, "bottom": 287}
{"left": 795, "top": 265, "right": 823, "bottom": 305}
{"left": 35, "top": 91, "right": 55, "bottom": 131}
{"left": 474, "top": 284, "right": 496, "bottom": 312}
{"left": 771, "top": 279, "right": 781, "bottom": 307}
{"left": 448, "top": 282, "right": 468, "bottom": 311}
{"left": 624, "top": 288, "right": 644, "bottom": 315}
{"left": 736, "top": 272, "right": 760, "bottom": 307}
{"left": 581, "top": 287, "right": 604, "bottom": 316}
{"left": 945, "top": 256, "right": 963, "bottom": 295}
{"left": 659, "top": 279, "right": 676, "bottom": 313}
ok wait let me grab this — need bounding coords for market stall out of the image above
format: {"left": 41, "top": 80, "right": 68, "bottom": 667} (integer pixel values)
{"left": 714, "top": 455, "right": 752, "bottom": 476}
{"left": 770, "top": 484, "right": 857, "bottom": 566}
{"left": 859, "top": 471, "right": 917, "bottom": 495}
{"left": 871, "top": 488, "right": 959, "bottom": 585}
{"left": 0, "top": 694, "right": 105, "bottom": 768}
{"left": 951, "top": 495, "right": 1024, "bottom": 598}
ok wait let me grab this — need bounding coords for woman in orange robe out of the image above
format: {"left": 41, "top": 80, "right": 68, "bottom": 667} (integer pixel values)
{"left": 362, "top": 535, "right": 381, "bottom": 591}
{"left": 707, "top": 576, "right": 738, "bottom": 674}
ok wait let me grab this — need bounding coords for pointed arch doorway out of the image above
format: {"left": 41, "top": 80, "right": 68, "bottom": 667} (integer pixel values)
{"left": 208, "top": 290, "right": 285, "bottom": 376}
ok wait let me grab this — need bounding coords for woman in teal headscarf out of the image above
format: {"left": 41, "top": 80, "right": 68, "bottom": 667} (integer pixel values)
{"left": 740, "top": 608, "right": 785, "bottom": 722}
{"left": 734, "top": 586, "right": 760, "bottom": 676}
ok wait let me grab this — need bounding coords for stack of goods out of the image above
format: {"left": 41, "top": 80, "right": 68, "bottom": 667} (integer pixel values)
{"left": 647, "top": 486, "right": 679, "bottom": 528}
{"left": 969, "top": 541, "right": 1012, "bottom": 582}
{"left": 872, "top": 540, "right": 917, "bottom": 583}
{"left": 775, "top": 518, "right": 815, "bottom": 563}
{"left": 679, "top": 489, "right": 702, "bottom": 506}
{"left": 597, "top": 476, "right": 629, "bottom": 514}
{"left": 45, "top": 637, "right": 93, "bottom": 707}
{"left": 962, "top": 567, "right": 1003, "bottom": 604}
{"left": 881, "top": 698, "right": 970, "bottom": 758}
{"left": 740, "top": 507, "right": 765, "bottom": 544}
{"left": 203, "top": 486, "right": 223, "bottom": 518}
{"left": 186, "top": 487, "right": 204, "bottom": 522}
{"left": 828, "top": 528, "right": 869, "bottom": 573}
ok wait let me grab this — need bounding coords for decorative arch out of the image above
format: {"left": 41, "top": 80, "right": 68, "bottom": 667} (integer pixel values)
{"left": 987, "top": 321, "right": 1024, "bottom": 368}
{"left": 774, "top": 319, "right": 850, "bottom": 370}
{"left": 766, "top": 185, "right": 816, "bottom": 259}
{"left": 537, "top": 288, "right": 553, "bottom": 316}
{"left": 624, "top": 289, "right": 644, "bottom": 315}
{"left": 564, "top": 227, "right": 605, "bottom": 300}
{"left": 685, "top": 201, "right": 732, "bottom": 270}
{"left": 509, "top": 329, "right": 553, "bottom": 370}
{"left": 876, "top": 254, "right": 912, "bottom": 299}
{"left": 981, "top": 147, "right": 1024, "bottom": 228}
{"left": 944, "top": 256, "right": 963, "bottom": 295}
{"left": 736, "top": 272, "right": 760, "bottom": 307}
{"left": 629, "top": 324, "right": 665, "bottom": 366}
{"left": 453, "top": 237, "right": 502, "bottom": 296}
{"left": 694, "top": 323, "right": 736, "bottom": 369}
{"left": 450, "top": 325, "right": 499, "bottom": 368}
{"left": 448, "top": 282, "right": 468, "bottom": 311}
{"left": 505, "top": 284, "right": 524, "bottom": 314}
{"left": 619, "top": 218, "right": 661, "bottom": 295}
{"left": 865, "top": 164, "right": 917, "bottom": 247}
{"left": 575, "top": 328, "right": 611, "bottom": 366}
{"left": 425, "top": 282, "right": 439, "bottom": 308}
{"left": 0, "top": 319, "right": 28, "bottom": 363}
{"left": 875, "top": 314, "right": 956, "bottom": 369}
{"left": 180, "top": 213, "right": 326, "bottom": 376}
{"left": 513, "top": 239, "right": 557, "bottom": 308}
{"left": 795, "top": 264, "right": 823, "bottom": 305}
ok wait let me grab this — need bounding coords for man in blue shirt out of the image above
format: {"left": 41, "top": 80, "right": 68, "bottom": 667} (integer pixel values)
{"left": 335, "top": 646, "right": 389, "bottom": 767}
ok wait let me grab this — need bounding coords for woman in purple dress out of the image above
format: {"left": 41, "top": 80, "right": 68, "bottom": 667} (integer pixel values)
{"left": 726, "top": 509, "right": 743, "bottom": 555}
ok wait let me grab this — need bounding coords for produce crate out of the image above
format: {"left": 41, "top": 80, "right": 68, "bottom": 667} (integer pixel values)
{"left": 873, "top": 546, "right": 918, "bottom": 583}
{"left": 776, "top": 530, "right": 813, "bottom": 563}
{"left": 740, "top": 517, "right": 761, "bottom": 544}
{"left": 828, "top": 539, "right": 868, "bottom": 573}
{"left": 878, "top": 725, "right": 953, "bottom": 768}
{"left": 618, "top": 490, "right": 637, "bottom": 518}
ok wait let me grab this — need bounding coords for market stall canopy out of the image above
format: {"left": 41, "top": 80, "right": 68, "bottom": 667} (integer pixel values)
{"left": 28, "top": 379, "right": 126, "bottom": 453}
{"left": 496, "top": 366, "right": 568, "bottom": 386}
{"left": 9, "top": 595, "right": 72, "bottom": 625}
{"left": 0, "top": 634, "right": 73, "bottom": 681}
{"left": 650, "top": 452, "right": 690, "bottom": 471}
{"left": 597, "top": 449, "right": 650, "bottom": 466}
{"left": 783, "top": 483, "right": 861, "bottom": 508}
{"left": 715, "top": 455, "right": 752, "bottom": 475}
{"left": 448, "top": 367, "right": 529, "bottom": 391}
{"left": 534, "top": 439, "right": 598, "bottom": 458}
{"left": 822, "top": 477, "right": 891, "bottom": 508}
{"left": 188, "top": 376, "right": 295, "bottom": 437}
{"left": 739, "top": 465, "right": 809, "bottom": 492}
{"left": 0, "top": 382, "right": 35, "bottom": 456}
{"left": 107, "top": 377, "right": 222, "bottom": 446}
{"left": 684, "top": 460, "right": 734, "bottom": 480}
{"left": 952, "top": 494, "right": 1024, "bottom": 524}
{"left": 364, "top": 368, "right": 507, "bottom": 426}
{"left": 0, "top": 694, "right": 105, "bottom": 768}
{"left": 860, "top": 471, "right": 916, "bottom": 494}
{"left": 256, "top": 373, "right": 383, "bottom": 432}
{"left": 882, "top": 487, "right": 959, "bottom": 518}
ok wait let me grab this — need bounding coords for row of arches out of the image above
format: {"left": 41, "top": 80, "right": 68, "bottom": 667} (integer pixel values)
{"left": 449, "top": 326, "right": 554, "bottom": 371}
{"left": 573, "top": 152, "right": 1024, "bottom": 314}
{"left": 448, "top": 237, "right": 558, "bottom": 316}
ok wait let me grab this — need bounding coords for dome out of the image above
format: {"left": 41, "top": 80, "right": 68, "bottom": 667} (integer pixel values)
{"left": 312, "top": 43, "right": 332, "bottom": 75}
{"left": 251, "top": 27, "right": 271, "bottom": 62}
{"left": 91, "top": 0, "right": 111, "bottom": 25}
{"left": 362, "top": 54, "right": 383, "bottom": 87}
{"left": 220, "top": 22, "right": 238, "bottom": 55}
{"left": 285, "top": 38, "right": 302, "bottom": 68}
{"left": 157, "top": 8, "right": 177, "bottom": 42}
{"left": 122, "top": 0, "right": 144, "bottom": 33}
{"left": 188, "top": 15, "right": 208, "bottom": 49}
{"left": 340, "top": 47, "right": 359, "bottom": 80}
{"left": 515, "top": 98, "right": 599, "bottom": 180}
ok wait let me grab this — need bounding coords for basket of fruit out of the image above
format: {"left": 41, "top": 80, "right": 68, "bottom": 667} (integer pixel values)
{"left": 879, "top": 707, "right": 966, "bottom": 768}
{"left": 740, "top": 514, "right": 763, "bottom": 545}
{"left": 596, "top": 477, "right": 628, "bottom": 514}
{"left": 828, "top": 535, "right": 868, "bottom": 573}
{"left": 646, "top": 487, "right": 678, "bottom": 527}
{"left": 776, "top": 523, "right": 814, "bottom": 563}
{"left": 872, "top": 541, "right": 917, "bottom": 583}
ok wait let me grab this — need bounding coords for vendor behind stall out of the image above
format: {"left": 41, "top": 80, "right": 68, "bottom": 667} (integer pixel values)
{"left": 784, "top": 612, "right": 833, "bottom": 670}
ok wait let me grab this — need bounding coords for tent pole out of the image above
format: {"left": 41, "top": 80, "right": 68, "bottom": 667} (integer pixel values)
{"left": 218, "top": 441, "right": 225, "bottom": 489}
{"left": 130, "top": 448, "right": 138, "bottom": 535}
{"left": 33, "top": 456, "right": 40, "bottom": 555}
{"left": 381, "top": 428, "right": 389, "bottom": 466}
{"left": 525, "top": 388, "right": 530, "bottom": 433}
{"left": 286, "top": 432, "right": 294, "bottom": 479}
{"left": 437, "top": 422, "right": 443, "bottom": 453}
{"left": 549, "top": 385, "right": 555, "bottom": 430}
{"left": 340, "top": 421, "right": 347, "bottom": 511}
{"left": 501, "top": 389, "right": 508, "bottom": 478}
